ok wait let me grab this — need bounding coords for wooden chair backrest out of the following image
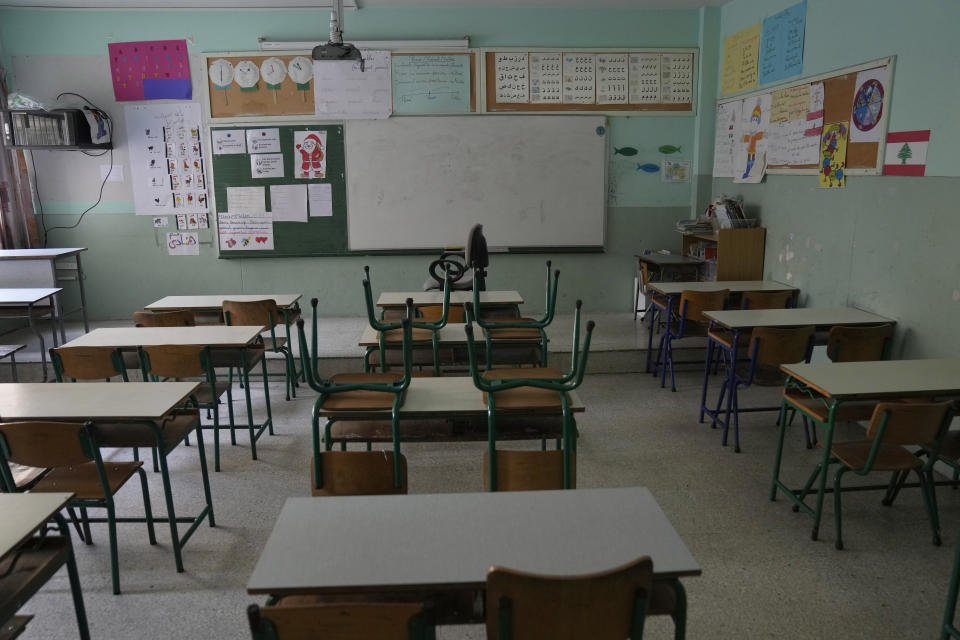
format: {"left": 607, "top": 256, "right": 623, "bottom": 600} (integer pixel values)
{"left": 640, "top": 263, "right": 652, "bottom": 288}
{"left": 0, "top": 422, "right": 92, "bottom": 469}
{"left": 141, "top": 345, "right": 206, "bottom": 379}
{"left": 485, "top": 555, "right": 653, "bottom": 640}
{"left": 249, "top": 602, "right": 424, "bottom": 640}
{"left": 419, "top": 304, "right": 465, "bottom": 323}
{"left": 223, "top": 299, "right": 280, "bottom": 331}
{"left": 678, "top": 289, "right": 728, "bottom": 324}
{"left": 311, "top": 451, "right": 408, "bottom": 496}
{"left": 748, "top": 326, "right": 814, "bottom": 368}
{"left": 867, "top": 401, "right": 952, "bottom": 446}
{"left": 482, "top": 450, "right": 575, "bottom": 491}
{"left": 53, "top": 346, "right": 120, "bottom": 380}
{"left": 132, "top": 310, "right": 195, "bottom": 327}
{"left": 741, "top": 290, "right": 793, "bottom": 310}
{"left": 826, "top": 323, "right": 894, "bottom": 362}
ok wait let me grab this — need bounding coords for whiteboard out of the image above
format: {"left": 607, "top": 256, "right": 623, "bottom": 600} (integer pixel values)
{"left": 345, "top": 115, "right": 607, "bottom": 250}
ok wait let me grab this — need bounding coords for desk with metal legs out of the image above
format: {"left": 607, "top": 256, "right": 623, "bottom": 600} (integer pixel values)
{"left": 644, "top": 281, "right": 799, "bottom": 374}
{"left": 0, "top": 493, "right": 89, "bottom": 640}
{"left": 249, "top": 488, "right": 700, "bottom": 635}
{"left": 0, "top": 248, "right": 89, "bottom": 338}
{"left": 0, "top": 382, "right": 214, "bottom": 576}
{"left": 700, "top": 307, "right": 894, "bottom": 451}
{"left": 0, "top": 288, "right": 64, "bottom": 380}
{"left": 771, "top": 359, "right": 960, "bottom": 543}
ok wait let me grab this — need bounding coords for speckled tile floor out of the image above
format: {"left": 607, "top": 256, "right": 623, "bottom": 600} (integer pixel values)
{"left": 5, "top": 316, "right": 958, "bottom": 638}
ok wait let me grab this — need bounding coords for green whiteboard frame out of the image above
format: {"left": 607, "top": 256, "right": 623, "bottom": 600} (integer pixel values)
{"left": 212, "top": 124, "right": 348, "bottom": 258}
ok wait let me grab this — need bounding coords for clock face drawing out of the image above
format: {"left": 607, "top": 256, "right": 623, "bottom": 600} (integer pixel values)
{"left": 853, "top": 79, "right": 884, "bottom": 132}
{"left": 234, "top": 60, "right": 261, "bottom": 88}
{"left": 287, "top": 56, "right": 313, "bottom": 84}
{"left": 260, "top": 57, "right": 288, "bottom": 86}
{"left": 208, "top": 59, "right": 234, "bottom": 88}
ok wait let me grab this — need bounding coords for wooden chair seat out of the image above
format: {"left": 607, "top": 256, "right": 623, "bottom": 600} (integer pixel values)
{"left": 830, "top": 441, "right": 924, "bottom": 472}
{"left": 248, "top": 602, "right": 426, "bottom": 639}
{"left": 0, "top": 537, "right": 70, "bottom": 625}
{"left": 783, "top": 390, "right": 877, "bottom": 423}
{"left": 486, "top": 326, "right": 542, "bottom": 340}
{"left": 327, "top": 415, "right": 562, "bottom": 444}
{"left": 481, "top": 368, "right": 566, "bottom": 410}
{"left": 310, "top": 451, "right": 408, "bottom": 496}
{"left": 483, "top": 449, "right": 575, "bottom": 491}
{"left": 0, "top": 615, "right": 32, "bottom": 640}
{"left": 707, "top": 328, "right": 736, "bottom": 348}
{"left": 320, "top": 391, "right": 401, "bottom": 411}
{"left": 192, "top": 380, "right": 233, "bottom": 406}
{"left": 31, "top": 461, "right": 143, "bottom": 500}
{"left": 8, "top": 462, "right": 47, "bottom": 489}
{"left": 379, "top": 327, "right": 435, "bottom": 344}
{"left": 90, "top": 413, "right": 200, "bottom": 454}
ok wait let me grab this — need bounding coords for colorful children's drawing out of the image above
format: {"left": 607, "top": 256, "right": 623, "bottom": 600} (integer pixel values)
{"left": 818, "top": 121, "right": 848, "bottom": 188}
{"left": 108, "top": 40, "right": 192, "bottom": 101}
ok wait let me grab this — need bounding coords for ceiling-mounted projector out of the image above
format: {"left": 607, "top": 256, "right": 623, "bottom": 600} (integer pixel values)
{"left": 311, "top": 0, "right": 364, "bottom": 71}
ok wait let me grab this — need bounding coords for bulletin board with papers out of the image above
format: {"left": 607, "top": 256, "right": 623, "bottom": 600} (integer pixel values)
{"left": 713, "top": 57, "right": 894, "bottom": 178}
{"left": 209, "top": 124, "right": 347, "bottom": 258}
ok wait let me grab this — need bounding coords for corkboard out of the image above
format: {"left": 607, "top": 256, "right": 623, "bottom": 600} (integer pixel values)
{"left": 483, "top": 51, "right": 694, "bottom": 113}
{"left": 392, "top": 52, "right": 477, "bottom": 112}
{"left": 207, "top": 54, "right": 314, "bottom": 119}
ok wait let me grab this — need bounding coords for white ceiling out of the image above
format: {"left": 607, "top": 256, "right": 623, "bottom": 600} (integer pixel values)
{"left": 0, "top": 0, "right": 728, "bottom": 8}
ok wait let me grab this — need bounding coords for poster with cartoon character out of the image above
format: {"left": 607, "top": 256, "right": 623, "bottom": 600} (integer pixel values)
{"left": 818, "top": 121, "right": 848, "bottom": 188}
{"left": 292, "top": 131, "right": 326, "bottom": 179}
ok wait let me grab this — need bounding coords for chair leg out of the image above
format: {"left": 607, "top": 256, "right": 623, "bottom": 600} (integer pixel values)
{"left": 213, "top": 402, "right": 222, "bottom": 472}
{"left": 243, "top": 366, "right": 258, "bottom": 460}
{"left": 834, "top": 466, "right": 849, "bottom": 550}
{"left": 667, "top": 579, "right": 687, "bottom": 640}
{"left": 917, "top": 467, "right": 942, "bottom": 546}
{"left": 136, "top": 468, "right": 157, "bottom": 546}
{"left": 801, "top": 416, "right": 813, "bottom": 449}
{"left": 261, "top": 356, "right": 275, "bottom": 436}
{"left": 699, "top": 339, "right": 714, "bottom": 423}
{"left": 58, "top": 517, "right": 90, "bottom": 640}
{"left": 79, "top": 507, "right": 93, "bottom": 546}
{"left": 227, "top": 367, "right": 237, "bottom": 445}
{"left": 157, "top": 452, "right": 185, "bottom": 573}
{"left": 65, "top": 507, "right": 86, "bottom": 542}
{"left": 151, "top": 447, "right": 159, "bottom": 473}
{"left": 731, "top": 383, "right": 742, "bottom": 453}
{"left": 105, "top": 503, "right": 122, "bottom": 594}
{"left": 714, "top": 378, "right": 728, "bottom": 433}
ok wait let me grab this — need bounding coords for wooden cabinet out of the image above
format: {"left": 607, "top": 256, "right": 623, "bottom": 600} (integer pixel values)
{"left": 680, "top": 227, "right": 765, "bottom": 281}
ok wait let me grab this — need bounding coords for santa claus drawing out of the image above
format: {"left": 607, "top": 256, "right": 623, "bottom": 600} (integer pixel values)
{"left": 296, "top": 133, "right": 324, "bottom": 178}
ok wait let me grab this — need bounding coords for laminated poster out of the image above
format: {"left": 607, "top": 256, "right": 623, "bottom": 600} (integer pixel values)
{"left": 819, "top": 122, "right": 848, "bottom": 188}
{"left": 293, "top": 131, "right": 327, "bottom": 179}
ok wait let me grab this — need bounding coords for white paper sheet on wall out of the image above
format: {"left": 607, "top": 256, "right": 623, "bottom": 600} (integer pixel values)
{"left": 313, "top": 50, "right": 392, "bottom": 119}
{"left": 307, "top": 183, "right": 333, "bottom": 217}
{"left": 713, "top": 100, "right": 742, "bottom": 178}
{"left": 250, "top": 154, "right": 284, "bottom": 179}
{"left": 562, "top": 53, "right": 596, "bottom": 104}
{"left": 211, "top": 129, "right": 246, "bottom": 154}
{"left": 529, "top": 53, "right": 562, "bottom": 104}
{"left": 218, "top": 212, "right": 275, "bottom": 251}
{"left": 270, "top": 184, "right": 308, "bottom": 223}
{"left": 226, "top": 186, "right": 266, "bottom": 214}
{"left": 596, "top": 53, "right": 628, "bottom": 105}
{"left": 628, "top": 53, "right": 661, "bottom": 104}
{"left": 246, "top": 128, "right": 281, "bottom": 153}
{"left": 494, "top": 52, "right": 529, "bottom": 103}
{"left": 167, "top": 232, "right": 199, "bottom": 256}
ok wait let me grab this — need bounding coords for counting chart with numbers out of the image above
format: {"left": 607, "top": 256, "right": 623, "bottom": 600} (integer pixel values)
{"left": 483, "top": 48, "right": 696, "bottom": 113}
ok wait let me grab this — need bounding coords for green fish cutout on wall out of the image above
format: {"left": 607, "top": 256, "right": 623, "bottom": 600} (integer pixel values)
{"left": 614, "top": 147, "right": 639, "bottom": 156}
{"left": 658, "top": 145, "right": 682, "bottom": 154}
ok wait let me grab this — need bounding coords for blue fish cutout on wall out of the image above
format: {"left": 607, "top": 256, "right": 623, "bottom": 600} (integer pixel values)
{"left": 614, "top": 147, "right": 639, "bottom": 156}
{"left": 636, "top": 163, "right": 660, "bottom": 173}
{"left": 658, "top": 145, "right": 682, "bottom": 154}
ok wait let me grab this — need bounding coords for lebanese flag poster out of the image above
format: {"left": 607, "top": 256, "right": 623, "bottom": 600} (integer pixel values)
{"left": 884, "top": 130, "right": 930, "bottom": 176}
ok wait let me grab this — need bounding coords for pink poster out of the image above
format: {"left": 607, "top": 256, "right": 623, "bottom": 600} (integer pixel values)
{"left": 108, "top": 40, "right": 192, "bottom": 102}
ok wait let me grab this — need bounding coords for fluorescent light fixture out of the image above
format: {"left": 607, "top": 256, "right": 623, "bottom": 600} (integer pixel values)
{"left": 259, "top": 38, "right": 470, "bottom": 52}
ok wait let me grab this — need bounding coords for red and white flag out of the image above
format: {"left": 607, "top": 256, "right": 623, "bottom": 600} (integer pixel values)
{"left": 884, "top": 130, "right": 930, "bottom": 176}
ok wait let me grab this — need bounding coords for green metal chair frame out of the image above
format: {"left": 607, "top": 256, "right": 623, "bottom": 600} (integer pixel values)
{"left": 792, "top": 401, "right": 952, "bottom": 550}
{"left": 943, "top": 512, "right": 960, "bottom": 639}
{"left": 362, "top": 265, "right": 453, "bottom": 375}
{"left": 299, "top": 289, "right": 414, "bottom": 490}
{"left": 49, "top": 347, "right": 215, "bottom": 578}
{"left": 223, "top": 298, "right": 295, "bottom": 400}
{"left": 472, "top": 261, "right": 559, "bottom": 369}
{"left": 138, "top": 345, "right": 233, "bottom": 472}
{"left": 0, "top": 421, "right": 157, "bottom": 595}
{"left": 464, "top": 300, "right": 593, "bottom": 491}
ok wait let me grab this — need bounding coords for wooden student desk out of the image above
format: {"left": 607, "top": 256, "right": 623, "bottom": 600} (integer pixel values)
{"left": 0, "top": 287, "right": 64, "bottom": 380}
{"left": 248, "top": 488, "right": 700, "bottom": 631}
{"left": 0, "top": 382, "right": 214, "bottom": 575}
{"left": 634, "top": 253, "right": 702, "bottom": 319}
{"left": 771, "top": 359, "right": 960, "bottom": 542}
{"left": 0, "top": 493, "right": 89, "bottom": 640}
{"left": 0, "top": 248, "right": 89, "bottom": 336}
{"left": 644, "top": 280, "right": 799, "bottom": 372}
{"left": 376, "top": 290, "right": 523, "bottom": 309}
{"left": 59, "top": 325, "right": 275, "bottom": 467}
{"left": 699, "top": 307, "right": 895, "bottom": 432}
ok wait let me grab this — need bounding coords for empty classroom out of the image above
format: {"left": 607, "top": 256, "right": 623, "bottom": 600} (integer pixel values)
{"left": 0, "top": 0, "right": 958, "bottom": 638}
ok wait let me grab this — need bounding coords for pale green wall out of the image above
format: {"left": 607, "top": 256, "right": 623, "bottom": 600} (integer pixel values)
{"left": 714, "top": 0, "right": 960, "bottom": 358}
{"left": 0, "top": 5, "right": 710, "bottom": 318}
